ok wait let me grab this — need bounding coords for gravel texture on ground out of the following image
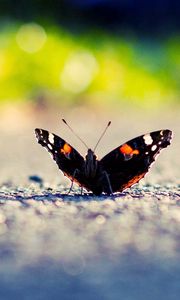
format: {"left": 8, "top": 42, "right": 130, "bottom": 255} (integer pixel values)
{"left": 0, "top": 183, "right": 179, "bottom": 300}
{"left": 0, "top": 108, "right": 179, "bottom": 299}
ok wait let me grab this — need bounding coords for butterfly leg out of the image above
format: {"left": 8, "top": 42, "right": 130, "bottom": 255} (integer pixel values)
{"left": 68, "top": 181, "right": 73, "bottom": 194}
{"left": 68, "top": 168, "right": 79, "bottom": 194}
{"left": 80, "top": 187, "right": 83, "bottom": 195}
{"left": 102, "top": 171, "right": 113, "bottom": 194}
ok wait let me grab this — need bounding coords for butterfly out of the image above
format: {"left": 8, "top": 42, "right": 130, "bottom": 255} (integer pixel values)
{"left": 35, "top": 121, "right": 172, "bottom": 195}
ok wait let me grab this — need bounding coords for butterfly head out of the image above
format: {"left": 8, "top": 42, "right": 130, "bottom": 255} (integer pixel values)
{"left": 84, "top": 149, "right": 98, "bottom": 178}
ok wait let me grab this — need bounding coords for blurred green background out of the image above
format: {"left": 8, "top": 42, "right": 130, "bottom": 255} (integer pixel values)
{"left": 0, "top": 0, "right": 180, "bottom": 112}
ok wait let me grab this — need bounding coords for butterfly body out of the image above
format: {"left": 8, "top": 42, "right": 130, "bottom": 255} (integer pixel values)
{"left": 35, "top": 128, "right": 172, "bottom": 195}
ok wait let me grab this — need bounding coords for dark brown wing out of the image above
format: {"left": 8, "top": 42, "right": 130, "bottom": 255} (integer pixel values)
{"left": 35, "top": 128, "right": 85, "bottom": 182}
{"left": 100, "top": 129, "right": 172, "bottom": 193}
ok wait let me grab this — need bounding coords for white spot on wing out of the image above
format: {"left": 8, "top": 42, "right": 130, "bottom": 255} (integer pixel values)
{"left": 143, "top": 134, "right": 153, "bottom": 145}
{"left": 48, "top": 144, "right": 53, "bottom": 150}
{"left": 151, "top": 145, "right": 157, "bottom": 151}
{"left": 160, "top": 130, "right": 164, "bottom": 136}
{"left": 48, "top": 133, "right": 54, "bottom": 144}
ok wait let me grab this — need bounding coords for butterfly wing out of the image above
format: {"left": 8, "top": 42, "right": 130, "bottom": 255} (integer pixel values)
{"left": 35, "top": 128, "right": 85, "bottom": 182}
{"left": 100, "top": 129, "right": 172, "bottom": 193}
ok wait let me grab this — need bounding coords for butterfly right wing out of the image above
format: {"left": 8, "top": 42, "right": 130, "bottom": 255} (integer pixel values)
{"left": 35, "top": 128, "right": 85, "bottom": 182}
{"left": 100, "top": 129, "right": 172, "bottom": 193}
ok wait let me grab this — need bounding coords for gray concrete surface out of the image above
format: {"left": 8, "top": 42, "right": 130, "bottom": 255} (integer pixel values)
{"left": 0, "top": 108, "right": 179, "bottom": 299}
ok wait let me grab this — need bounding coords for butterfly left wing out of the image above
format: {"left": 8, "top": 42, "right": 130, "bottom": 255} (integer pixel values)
{"left": 100, "top": 129, "right": 172, "bottom": 193}
{"left": 35, "top": 128, "right": 85, "bottom": 182}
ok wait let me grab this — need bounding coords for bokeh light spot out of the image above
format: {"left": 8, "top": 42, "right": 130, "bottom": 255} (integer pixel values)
{"left": 60, "top": 51, "right": 99, "bottom": 93}
{"left": 96, "top": 214, "right": 106, "bottom": 225}
{"left": 16, "top": 23, "right": 47, "bottom": 53}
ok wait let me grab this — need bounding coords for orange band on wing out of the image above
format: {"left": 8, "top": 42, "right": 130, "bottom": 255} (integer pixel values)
{"left": 60, "top": 143, "right": 72, "bottom": 155}
{"left": 121, "top": 172, "right": 146, "bottom": 190}
{"left": 120, "top": 144, "right": 139, "bottom": 155}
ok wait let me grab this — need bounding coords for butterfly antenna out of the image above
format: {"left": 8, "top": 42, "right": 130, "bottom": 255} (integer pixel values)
{"left": 93, "top": 121, "right": 111, "bottom": 152}
{"left": 62, "top": 119, "right": 89, "bottom": 149}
